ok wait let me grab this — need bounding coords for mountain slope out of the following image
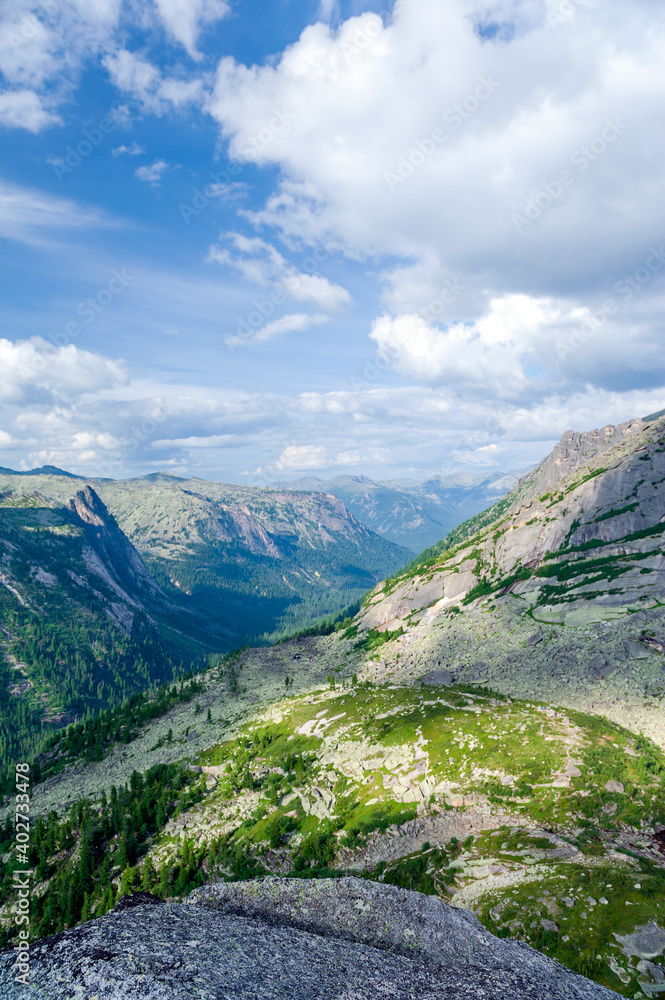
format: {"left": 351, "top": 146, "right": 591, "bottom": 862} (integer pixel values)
{"left": 0, "top": 487, "right": 210, "bottom": 770}
{"left": 272, "top": 471, "right": 518, "bottom": 551}
{"left": 359, "top": 414, "right": 664, "bottom": 630}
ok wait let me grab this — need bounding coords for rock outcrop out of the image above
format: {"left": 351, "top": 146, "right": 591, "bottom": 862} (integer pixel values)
{"left": 0, "top": 879, "right": 621, "bottom": 999}
{"left": 67, "top": 486, "right": 158, "bottom": 599}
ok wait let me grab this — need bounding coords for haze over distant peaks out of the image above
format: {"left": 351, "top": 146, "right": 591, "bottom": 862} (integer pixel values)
{"left": 271, "top": 471, "right": 523, "bottom": 551}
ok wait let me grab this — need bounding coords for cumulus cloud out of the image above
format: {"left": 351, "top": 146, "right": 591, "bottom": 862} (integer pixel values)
{"left": 0, "top": 337, "right": 127, "bottom": 405}
{"left": 205, "top": 0, "right": 665, "bottom": 409}
{"left": 135, "top": 158, "right": 170, "bottom": 185}
{"left": 0, "top": 89, "right": 61, "bottom": 132}
{"left": 207, "top": 2, "right": 664, "bottom": 268}
{"left": 208, "top": 233, "right": 351, "bottom": 311}
{"left": 0, "top": 1, "right": 216, "bottom": 129}
{"left": 452, "top": 443, "right": 501, "bottom": 466}
{"left": 152, "top": 0, "right": 230, "bottom": 59}
{"left": 267, "top": 444, "right": 329, "bottom": 473}
{"left": 111, "top": 140, "right": 145, "bottom": 157}
{"left": 225, "top": 312, "right": 329, "bottom": 347}
{"left": 0, "top": 0, "right": 126, "bottom": 125}
{"left": 369, "top": 294, "right": 569, "bottom": 398}
{"left": 103, "top": 49, "right": 203, "bottom": 115}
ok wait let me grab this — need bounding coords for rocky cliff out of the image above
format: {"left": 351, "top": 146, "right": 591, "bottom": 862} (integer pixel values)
{"left": 67, "top": 486, "right": 159, "bottom": 604}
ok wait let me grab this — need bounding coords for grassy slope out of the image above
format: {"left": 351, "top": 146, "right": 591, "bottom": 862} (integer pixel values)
{"left": 5, "top": 657, "right": 665, "bottom": 997}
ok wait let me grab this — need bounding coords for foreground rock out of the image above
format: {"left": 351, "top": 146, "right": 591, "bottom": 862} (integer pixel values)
{"left": 0, "top": 878, "right": 620, "bottom": 999}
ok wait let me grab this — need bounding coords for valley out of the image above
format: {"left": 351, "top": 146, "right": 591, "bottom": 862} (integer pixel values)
{"left": 0, "top": 470, "right": 410, "bottom": 647}
{"left": 0, "top": 410, "right": 664, "bottom": 998}
{"left": 273, "top": 470, "right": 519, "bottom": 551}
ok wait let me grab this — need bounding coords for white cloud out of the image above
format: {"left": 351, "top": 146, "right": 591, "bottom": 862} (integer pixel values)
{"left": 269, "top": 444, "right": 329, "bottom": 473}
{"left": 0, "top": 89, "right": 60, "bottom": 132}
{"left": 208, "top": 233, "right": 351, "bottom": 311}
{"left": 135, "top": 159, "right": 170, "bottom": 185}
{"left": 0, "top": 0, "right": 223, "bottom": 132}
{"left": 205, "top": 0, "right": 665, "bottom": 392}
{"left": 103, "top": 49, "right": 203, "bottom": 115}
{"left": 111, "top": 140, "right": 145, "bottom": 157}
{"left": 0, "top": 179, "right": 109, "bottom": 246}
{"left": 0, "top": 12, "right": 57, "bottom": 89}
{"left": 369, "top": 294, "right": 567, "bottom": 398}
{"left": 452, "top": 443, "right": 500, "bottom": 466}
{"left": 0, "top": 337, "right": 127, "bottom": 405}
{"left": 0, "top": 1, "right": 124, "bottom": 126}
{"left": 2, "top": 351, "right": 664, "bottom": 481}
{"left": 151, "top": 0, "right": 230, "bottom": 59}
{"left": 225, "top": 312, "right": 329, "bottom": 347}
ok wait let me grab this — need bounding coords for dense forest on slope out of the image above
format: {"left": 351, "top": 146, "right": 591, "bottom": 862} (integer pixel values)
{"left": 0, "top": 495, "right": 198, "bottom": 788}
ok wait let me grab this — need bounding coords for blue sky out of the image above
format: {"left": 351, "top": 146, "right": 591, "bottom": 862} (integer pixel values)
{"left": 1, "top": 0, "right": 665, "bottom": 485}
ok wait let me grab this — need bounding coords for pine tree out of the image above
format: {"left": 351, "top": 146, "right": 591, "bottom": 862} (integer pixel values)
{"left": 117, "top": 829, "right": 129, "bottom": 871}
{"left": 140, "top": 858, "right": 158, "bottom": 892}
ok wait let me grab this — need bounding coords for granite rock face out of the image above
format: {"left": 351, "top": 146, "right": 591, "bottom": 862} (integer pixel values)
{"left": 0, "top": 879, "right": 621, "bottom": 999}
{"left": 360, "top": 415, "right": 665, "bottom": 631}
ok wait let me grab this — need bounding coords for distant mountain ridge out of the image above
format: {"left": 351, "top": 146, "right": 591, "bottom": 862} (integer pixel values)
{"left": 0, "top": 470, "right": 410, "bottom": 649}
{"left": 271, "top": 471, "right": 520, "bottom": 551}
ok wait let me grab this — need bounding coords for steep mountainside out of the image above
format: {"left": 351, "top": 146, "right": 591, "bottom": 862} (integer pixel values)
{"left": 272, "top": 471, "right": 518, "bottom": 551}
{"left": 359, "top": 414, "right": 664, "bottom": 630}
{"left": 0, "top": 487, "right": 211, "bottom": 771}
{"left": 0, "top": 472, "right": 410, "bottom": 645}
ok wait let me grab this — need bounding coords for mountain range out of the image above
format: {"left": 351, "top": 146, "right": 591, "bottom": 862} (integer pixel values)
{"left": 0, "top": 470, "right": 410, "bottom": 649}
{"left": 0, "top": 471, "right": 410, "bottom": 769}
{"left": 272, "top": 470, "right": 519, "bottom": 551}
{"left": 1, "top": 410, "right": 665, "bottom": 998}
